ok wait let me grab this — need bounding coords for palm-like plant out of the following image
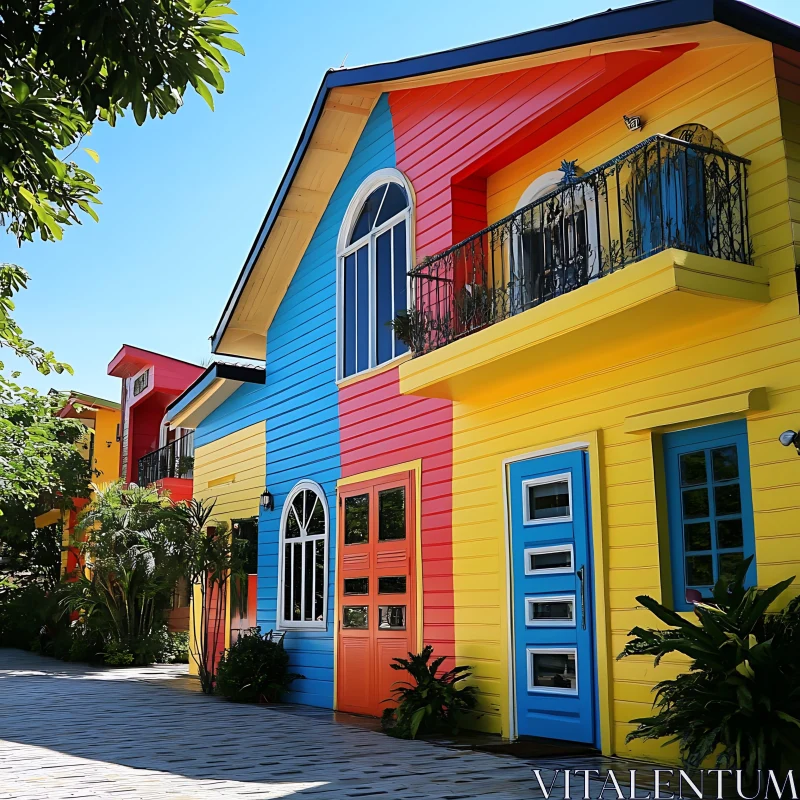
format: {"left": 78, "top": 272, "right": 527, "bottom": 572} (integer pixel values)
{"left": 62, "top": 482, "right": 196, "bottom": 664}
{"left": 619, "top": 557, "right": 800, "bottom": 782}
{"left": 381, "top": 645, "right": 478, "bottom": 739}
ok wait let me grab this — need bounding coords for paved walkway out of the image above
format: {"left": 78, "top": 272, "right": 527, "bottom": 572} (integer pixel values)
{"left": 0, "top": 649, "right": 670, "bottom": 800}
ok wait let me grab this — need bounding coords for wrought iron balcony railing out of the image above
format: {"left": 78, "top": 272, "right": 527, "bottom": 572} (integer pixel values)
{"left": 137, "top": 431, "right": 194, "bottom": 486}
{"left": 408, "top": 133, "right": 751, "bottom": 356}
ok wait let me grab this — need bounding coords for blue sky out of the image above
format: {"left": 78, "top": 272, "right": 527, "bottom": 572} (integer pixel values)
{"left": 3, "top": 0, "right": 798, "bottom": 401}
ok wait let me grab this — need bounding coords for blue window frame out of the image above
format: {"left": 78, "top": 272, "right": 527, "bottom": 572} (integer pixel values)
{"left": 663, "top": 420, "right": 756, "bottom": 611}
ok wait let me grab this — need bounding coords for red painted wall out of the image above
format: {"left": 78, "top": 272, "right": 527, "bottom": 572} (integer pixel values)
{"left": 389, "top": 45, "right": 693, "bottom": 259}
{"left": 338, "top": 367, "right": 455, "bottom": 662}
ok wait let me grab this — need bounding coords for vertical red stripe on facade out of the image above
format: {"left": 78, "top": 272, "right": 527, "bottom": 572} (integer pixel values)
{"left": 389, "top": 45, "right": 694, "bottom": 258}
{"left": 338, "top": 368, "right": 455, "bottom": 662}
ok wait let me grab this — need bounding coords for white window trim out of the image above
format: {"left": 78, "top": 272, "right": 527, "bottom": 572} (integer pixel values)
{"left": 525, "top": 594, "right": 576, "bottom": 627}
{"left": 513, "top": 170, "right": 601, "bottom": 289}
{"left": 522, "top": 472, "right": 573, "bottom": 525}
{"left": 524, "top": 543, "right": 575, "bottom": 576}
{"left": 276, "top": 479, "right": 329, "bottom": 631}
{"left": 527, "top": 647, "right": 579, "bottom": 695}
{"left": 335, "top": 168, "right": 416, "bottom": 382}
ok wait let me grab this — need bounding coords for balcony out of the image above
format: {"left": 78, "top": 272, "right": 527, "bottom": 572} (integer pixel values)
{"left": 410, "top": 134, "right": 754, "bottom": 355}
{"left": 399, "top": 134, "right": 769, "bottom": 399}
{"left": 137, "top": 432, "right": 195, "bottom": 487}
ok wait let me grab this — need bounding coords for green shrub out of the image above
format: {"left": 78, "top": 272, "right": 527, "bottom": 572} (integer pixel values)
{"left": 215, "top": 628, "right": 301, "bottom": 702}
{"left": 381, "top": 645, "right": 478, "bottom": 739}
{"left": 619, "top": 556, "right": 800, "bottom": 782}
{"left": 166, "top": 631, "right": 190, "bottom": 664}
{"left": 103, "top": 639, "right": 134, "bottom": 666}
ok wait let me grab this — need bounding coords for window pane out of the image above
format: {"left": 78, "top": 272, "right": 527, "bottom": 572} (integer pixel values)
{"left": 392, "top": 220, "right": 408, "bottom": 356}
{"left": 712, "top": 445, "right": 738, "bottom": 482}
{"left": 285, "top": 506, "right": 300, "bottom": 538}
{"left": 715, "top": 484, "right": 741, "bottom": 515}
{"left": 530, "top": 598, "right": 574, "bottom": 622}
{"left": 356, "top": 246, "right": 369, "bottom": 373}
{"left": 376, "top": 183, "right": 408, "bottom": 227}
{"left": 314, "top": 539, "right": 325, "bottom": 622}
{"left": 684, "top": 521, "right": 711, "bottom": 552}
{"left": 378, "top": 576, "right": 406, "bottom": 594}
{"left": 344, "top": 577, "right": 369, "bottom": 595}
{"left": 686, "top": 554, "right": 713, "bottom": 586}
{"left": 679, "top": 451, "right": 707, "bottom": 486}
{"left": 292, "top": 542, "right": 302, "bottom": 620}
{"left": 531, "top": 651, "right": 576, "bottom": 691}
{"left": 307, "top": 495, "right": 325, "bottom": 536}
{"left": 529, "top": 549, "right": 572, "bottom": 572}
{"left": 303, "top": 540, "right": 313, "bottom": 620}
{"left": 343, "top": 253, "right": 356, "bottom": 378}
{"left": 283, "top": 543, "right": 292, "bottom": 621}
{"left": 378, "top": 487, "right": 406, "bottom": 541}
{"left": 378, "top": 605, "right": 406, "bottom": 629}
{"left": 342, "top": 606, "right": 368, "bottom": 629}
{"left": 528, "top": 480, "right": 570, "bottom": 520}
{"left": 719, "top": 551, "right": 744, "bottom": 583}
{"left": 717, "top": 518, "right": 744, "bottom": 549}
{"left": 682, "top": 487, "right": 709, "bottom": 519}
{"left": 292, "top": 490, "right": 305, "bottom": 529}
{"left": 344, "top": 493, "right": 369, "bottom": 545}
{"left": 350, "top": 185, "right": 385, "bottom": 244}
{"left": 376, "top": 229, "right": 393, "bottom": 365}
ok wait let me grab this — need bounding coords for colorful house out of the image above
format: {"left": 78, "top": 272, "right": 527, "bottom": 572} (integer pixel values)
{"left": 107, "top": 345, "right": 204, "bottom": 629}
{"left": 185, "top": 0, "right": 800, "bottom": 760}
{"left": 166, "top": 361, "right": 266, "bottom": 665}
{"left": 34, "top": 391, "right": 121, "bottom": 577}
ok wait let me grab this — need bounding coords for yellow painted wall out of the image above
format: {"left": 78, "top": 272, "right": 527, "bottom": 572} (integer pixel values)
{"left": 92, "top": 406, "right": 121, "bottom": 484}
{"left": 436, "top": 40, "right": 800, "bottom": 759}
{"left": 187, "top": 420, "right": 266, "bottom": 674}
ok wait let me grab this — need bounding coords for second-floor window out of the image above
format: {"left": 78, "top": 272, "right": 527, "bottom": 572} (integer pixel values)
{"left": 337, "top": 170, "right": 412, "bottom": 380}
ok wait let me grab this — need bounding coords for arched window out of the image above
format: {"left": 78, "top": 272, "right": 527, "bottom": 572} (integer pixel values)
{"left": 511, "top": 168, "right": 600, "bottom": 314}
{"left": 277, "top": 481, "right": 329, "bottom": 630}
{"left": 337, "top": 169, "right": 413, "bottom": 380}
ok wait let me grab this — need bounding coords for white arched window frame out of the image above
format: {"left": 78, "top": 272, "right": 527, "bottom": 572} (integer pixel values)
{"left": 276, "top": 480, "right": 329, "bottom": 631}
{"left": 336, "top": 168, "right": 415, "bottom": 382}
{"left": 511, "top": 170, "right": 601, "bottom": 312}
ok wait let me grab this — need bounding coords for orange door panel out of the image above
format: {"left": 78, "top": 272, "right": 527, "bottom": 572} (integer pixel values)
{"left": 337, "top": 471, "right": 416, "bottom": 716}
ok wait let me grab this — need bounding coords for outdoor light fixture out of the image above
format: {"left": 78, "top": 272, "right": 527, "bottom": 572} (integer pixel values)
{"left": 623, "top": 114, "right": 643, "bottom": 132}
{"left": 260, "top": 488, "right": 275, "bottom": 511}
{"left": 779, "top": 429, "right": 800, "bottom": 455}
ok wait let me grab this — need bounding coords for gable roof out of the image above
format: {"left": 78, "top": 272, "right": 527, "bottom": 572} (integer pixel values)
{"left": 211, "top": 0, "right": 800, "bottom": 357}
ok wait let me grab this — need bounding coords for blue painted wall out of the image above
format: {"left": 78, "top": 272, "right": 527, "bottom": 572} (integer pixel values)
{"left": 256, "top": 94, "right": 397, "bottom": 707}
{"left": 193, "top": 380, "right": 267, "bottom": 448}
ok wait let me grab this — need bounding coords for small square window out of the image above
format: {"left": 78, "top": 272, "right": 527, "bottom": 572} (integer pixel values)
{"left": 378, "top": 605, "right": 406, "bottom": 629}
{"left": 342, "top": 606, "right": 368, "bottom": 629}
{"left": 525, "top": 545, "right": 574, "bottom": 575}
{"left": 378, "top": 576, "right": 406, "bottom": 594}
{"left": 526, "top": 596, "right": 575, "bottom": 626}
{"left": 528, "top": 649, "right": 577, "bottom": 693}
{"left": 523, "top": 474, "right": 572, "bottom": 523}
{"left": 344, "top": 494, "right": 369, "bottom": 545}
{"left": 343, "top": 577, "right": 368, "bottom": 595}
{"left": 378, "top": 487, "right": 406, "bottom": 541}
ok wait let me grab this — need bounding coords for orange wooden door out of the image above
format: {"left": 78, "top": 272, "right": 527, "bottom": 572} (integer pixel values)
{"left": 337, "top": 471, "right": 416, "bottom": 716}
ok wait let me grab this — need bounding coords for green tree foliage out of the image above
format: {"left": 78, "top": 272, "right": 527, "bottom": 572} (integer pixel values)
{"left": 0, "top": 0, "right": 242, "bottom": 243}
{"left": 619, "top": 557, "right": 800, "bottom": 782}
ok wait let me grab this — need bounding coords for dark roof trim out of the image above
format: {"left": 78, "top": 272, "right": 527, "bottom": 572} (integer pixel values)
{"left": 166, "top": 361, "right": 266, "bottom": 414}
{"left": 211, "top": 0, "right": 800, "bottom": 354}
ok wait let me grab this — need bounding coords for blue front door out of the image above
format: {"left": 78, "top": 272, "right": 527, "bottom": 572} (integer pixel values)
{"left": 509, "top": 450, "right": 597, "bottom": 744}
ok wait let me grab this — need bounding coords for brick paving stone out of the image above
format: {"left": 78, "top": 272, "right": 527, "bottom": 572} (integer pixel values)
{"left": 1, "top": 649, "right": 680, "bottom": 800}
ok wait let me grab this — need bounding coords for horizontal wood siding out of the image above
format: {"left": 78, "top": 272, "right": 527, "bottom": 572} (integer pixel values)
{"left": 443, "top": 40, "right": 800, "bottom": 754}
{"left": 389, "top": 46, "right": 691, "bottom": 259}
{"left": 194, "top": 382, "right": 267, "bottom": 449}
{"left": 255, "top": 95, "right": 397, "bottom": 708}
{"left": 193, "top": 421, "right": 266, "bottom": 522}
{"left": 338, "top": 367, "right": 455, "bottom": 663}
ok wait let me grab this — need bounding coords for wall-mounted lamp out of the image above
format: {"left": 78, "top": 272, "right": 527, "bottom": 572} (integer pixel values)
{"left": 779, "top": 429, "right": 800, "bottom": 455}
{"left": 623, "top": 114, "right": 643, "bottom": 132}
{"left": 260, "top": 488, "right": 275, "bottom": 512}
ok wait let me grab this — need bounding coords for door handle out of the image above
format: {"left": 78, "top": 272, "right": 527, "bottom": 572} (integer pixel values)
{"left": 576, "top": 565, "right": 587, "bottom": 630}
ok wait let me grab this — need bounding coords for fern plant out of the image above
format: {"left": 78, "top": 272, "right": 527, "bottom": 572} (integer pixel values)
{"left": 619, "top": 557, "right": 800, "bottom": 782}
{"left": 381, "top": 645, "right": 478, "bottom": 739}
